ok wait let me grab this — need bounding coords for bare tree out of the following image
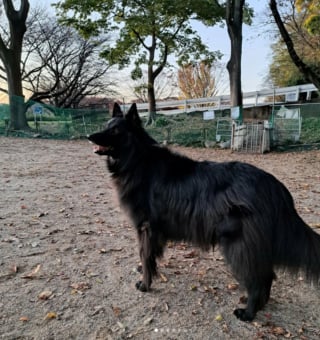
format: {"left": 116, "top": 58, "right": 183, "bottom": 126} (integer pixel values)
{"left": 22, "top": 13, "right": 115, "bottom": 108}
{"left": 0, "top": 0, "right": 29, "bottom": 130}
{"left": 131, "top": 70, "right": 177, "bottom": 103}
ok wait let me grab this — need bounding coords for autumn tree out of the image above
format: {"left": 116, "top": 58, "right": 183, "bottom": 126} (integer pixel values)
{"left": 296, "top": 0, "right": 320, "bottom": 34}
{"left": 268, "top": 3, "right": 320, "bottom": 87}
{"left": 54, "top": 0, "right": 224, "bottom": 124}
{"left": 178, "top": 61, "right": 227, "bottom": 99}
{"left": 0, "top": 0, "right": 29, "bottom": 130}
{"left": 268, "top": 41, "right": 306, "bottom": 87}
{"left": 269, "top": 0, "right": 320, "bottom": 89}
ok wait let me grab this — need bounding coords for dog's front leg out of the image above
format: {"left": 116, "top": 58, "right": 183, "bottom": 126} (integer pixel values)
{"left": 136, "top": 222, "right": 158, "bottom": 292}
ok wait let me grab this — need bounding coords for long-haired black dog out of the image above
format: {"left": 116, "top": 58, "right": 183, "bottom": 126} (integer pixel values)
{"left": 88, "top": 103, "right": 320, "bottom": 321}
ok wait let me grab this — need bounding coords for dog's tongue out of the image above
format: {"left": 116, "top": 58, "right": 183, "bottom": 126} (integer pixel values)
{"left": 93, "top": 145, "right": 108, "bottom": 153}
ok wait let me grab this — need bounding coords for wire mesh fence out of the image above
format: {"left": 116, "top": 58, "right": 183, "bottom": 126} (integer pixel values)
{"left": 1, "top": 97, "right": 320, "bottom": 151}
{"left": 0, "top": 97, "right": 109, "bottom": 138}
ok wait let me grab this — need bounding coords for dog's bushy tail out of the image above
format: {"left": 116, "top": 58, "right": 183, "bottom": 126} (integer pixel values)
{"left": 277, "top": 214, "right": 320, "bottom": 284}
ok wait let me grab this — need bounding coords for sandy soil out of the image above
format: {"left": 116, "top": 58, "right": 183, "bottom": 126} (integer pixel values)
{"left": 1, "top": 137, "right": 320, "bottom": 340}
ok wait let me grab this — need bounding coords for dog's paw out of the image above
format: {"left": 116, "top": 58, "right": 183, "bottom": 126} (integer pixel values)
{"left": 137, "top": 265, "right": 143, "bottom": 274}
{"left": 135, "top": 280, "right": 148, "bottom": 292}
{"left": 233, "top": 308, "right": 254, "bottom": 322}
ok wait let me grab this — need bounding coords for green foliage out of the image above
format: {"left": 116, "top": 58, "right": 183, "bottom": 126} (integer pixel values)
{"left": 131, "top": 65, "right": 143, "bottom": 80}
{"left": 154, "top": 116, "right": 170, "bottom": 127}
{"left": 54, "top": 0, "right": 224, "bottom": 71}
{"left": 305, "top": 15, "right": 320, "bottom": 35}
{"left": 297, "top": 0, "right": 320, "bottom": 35}
{"left": 268, "top": 2, "right": 320, "bottom": 88}
{"left": 301, "top": 117, "right": 320, "bottom": 143}
{"left": 269, "top": 42, "right": 306, "bottom": 87}
{"left": 146, "top": 112, "right": 218, "bottom": 146}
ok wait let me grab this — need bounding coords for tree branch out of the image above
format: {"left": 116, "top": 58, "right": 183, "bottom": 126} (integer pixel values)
{"left": 269, "top": 0, "right": 320, "bottom": 89}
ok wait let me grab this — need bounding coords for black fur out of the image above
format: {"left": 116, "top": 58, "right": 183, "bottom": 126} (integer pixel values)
{"left": 88, "top": 103, "right": 320, "bottom": 321}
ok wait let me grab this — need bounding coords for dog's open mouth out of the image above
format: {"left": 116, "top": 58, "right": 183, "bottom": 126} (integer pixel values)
{"left": 88, "top": 140, "right": 112, "bottom": 155}
{"left": 93, "top": 145, "right": 110, "bottom": 154}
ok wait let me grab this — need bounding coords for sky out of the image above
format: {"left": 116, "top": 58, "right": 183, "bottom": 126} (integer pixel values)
{"left": 0, "top": 0, "right": 273, "bottom": 103}
{"left": 193, "top": 0, "right": 272, "bottom": 93}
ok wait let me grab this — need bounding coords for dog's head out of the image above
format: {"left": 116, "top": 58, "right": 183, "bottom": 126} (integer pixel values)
{"left": 88, "top": 102, "right": 156, "bottom": 158}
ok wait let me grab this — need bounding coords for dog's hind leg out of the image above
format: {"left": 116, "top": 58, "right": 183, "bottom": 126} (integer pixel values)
{"left": 233, "top": 271, "right": 275, "bottom": 321}
{"left": 223, "top": 239, "right": 275, "bottom": 321}
{"left": 217, "top": 213, "right": 275, "bottom": 321}
{"left": 136, "top": 222, "right": 164, "bottom": 292}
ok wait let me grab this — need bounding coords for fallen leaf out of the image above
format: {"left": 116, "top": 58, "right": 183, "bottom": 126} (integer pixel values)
{"left": 70, "top": 282, "right": 91, "bottom": 291}
{"left": 38, "top": 290, "right": 53, "bottom": 300}
{"left": 227, "top": 283, "right": 239, "bottom": 290}
{"left": 98, "top": 247, "right": 123, "bottom": 253}
{"left": 215, "top": 314, "right": 223, "bottom": 322}
{"left": 184, "top": 250, "right": 198, "bottom": 258}
{"left": 190, "top": 284, "right": 198, "bottom": 291}
{"left": 160, "top": 273, "right": 168, "bottom": 283}
{"left": 239, "top": 295, "right": 247, "bottom": 304}
{"left": 11, "top": 265, "right": 18, "bottom": 273}
{"left": 38, "top": 212, "right": 47, "bottom": 218}
{"left": 21, "top": 264, "right": 41, "bottom": 279}
{"left": 197, "top": 269, "right": 207, "bottom": 276}
{"left": 19, "top": 316, "right": 29, "bottom": 322}
{"left": 44, "top": 312, "right": 57, "bottom": 320}
{"left": 77, "top": 230, "right": 95, "bottom": 235}
{"left": 112, "top": 306, "right": 121, "bottom": 317}
{"left": 271, "top": 326, "right": 286, "bottom": 336}
{"left": 117, "top": 321, "right": 125, "bottom": 330}
{"left": 143, "top": 316, "right": 153, "bottom": 325}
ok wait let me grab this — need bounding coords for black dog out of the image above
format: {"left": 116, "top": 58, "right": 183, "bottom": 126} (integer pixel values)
{"left": 88, "top": 103, "right": 320, "bottom": 321}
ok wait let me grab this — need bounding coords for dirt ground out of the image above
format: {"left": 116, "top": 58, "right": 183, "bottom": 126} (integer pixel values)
{"left": 1, "top": 137, "right": 320, "bottom": 340}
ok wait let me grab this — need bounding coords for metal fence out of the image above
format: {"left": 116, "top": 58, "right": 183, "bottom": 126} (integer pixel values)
{"left": 231, "top": 121, "right": 271, "bottom": 153}
{"left": 1, "top": 99, "right": 320, "bottom": 151}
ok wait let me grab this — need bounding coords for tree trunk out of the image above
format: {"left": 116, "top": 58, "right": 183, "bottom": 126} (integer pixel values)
{"left": 226, "top": 0, "right": 244, "bottom": 111}
{"left": 146, "top": 40, "right": 157, "bottom": 125}
{"left": 6, "top": 52, "right": 28, "bottom": 129}
{"left": 146, "top": 75, "right": 156, "bottom": 125}
{"left": 0, "top": 0, "right": 30, "bottom": 130}
{"left": 269, "top": 0, "right": 320, "bottom": 90}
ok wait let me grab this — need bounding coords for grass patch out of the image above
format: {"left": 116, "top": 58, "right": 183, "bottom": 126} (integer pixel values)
{"left": 300, "top": 117, "right": 320, "bottom": 143}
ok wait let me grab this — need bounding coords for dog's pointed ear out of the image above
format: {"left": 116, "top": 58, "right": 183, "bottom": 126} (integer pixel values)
{"left": 125, "top": 103, "right": 141, "bottom": 126}
{"left": 112, "top": 103, "right": 123, "bottom": 118}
